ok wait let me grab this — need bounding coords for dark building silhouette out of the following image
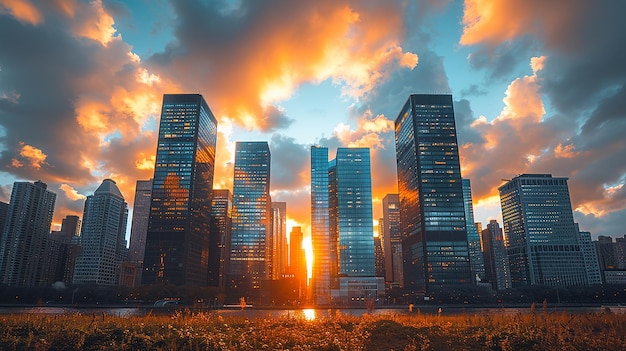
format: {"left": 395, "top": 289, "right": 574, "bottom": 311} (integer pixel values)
{"left": 46, "top": 215, "right": 81, "bottom": 284}
{"left": 374, "top": 235, "right": 385, "bottom": 278}
{"left": 481, "top": 220, "right": 511, "bottom": 290}
{"left": 0, "top": 181, "right": 56, "bottom": 287}
{"left": 209, "top": 189, "right": 232, "bottom": 288}
{"left": 394, "top": 94, "right": 472, "bottom": 293}
{"left": 127, "top": 179, "right": 152, "bottom": 287}
{"left": 381, "top": 194, "right": 402, "bottom": 287}
{"left": 142, "top": 94, "right": 218, "bottom": 286}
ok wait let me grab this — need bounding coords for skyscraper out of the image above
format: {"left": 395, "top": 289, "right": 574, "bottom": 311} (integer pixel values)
{"left": 142, "top": 94, "right": 218, "bottom": 286}
{"left": 312, "top": 147, "right": 381, "bottom": 303}
{"left": 73, "top": 179, "right": 128, "bottom": 286}
{"left": 310, "top": 146, "right": 332, "bottom": 304}
{"left": 394, "top": 94, "right": 472, "bottom": 293}
{"left": 498, "top": 174, "right": 587, "bottom": 287}
{"left": 209, "top": 189, "right": 232, "bottom": 288}
{"left": 330, "top": 148, "right": 375, "bottom": 278}
{"left": 481, "top": 220, "right": 511, "bottom": 290}
{"left": 462, "top": 179, "right": 485, "bottom": 282}
{"left": 577, "top": 226, "right": 602, "bottom": 285}
{"left": 228, "top": 141, "right": 271, "bottom": 301}
{"left": 0, "top": 181, "right": 56, "bottom": 287}
{"left": 270, "top": 202, "right": 287, "bottom": 279}
{"left": 47, "top": 215, "right": 81, "bottom": 284}
{"left": 374, "top": 235, "right": 385, "bottom": 277}
{"left": 381, "top": 194, "right": 402, "bottom": 287}
{"left": 288, "top": 226, "right": 307, "bottom": 290}
{"left": 128, "top": 179, "right": 152, "bottom": 287}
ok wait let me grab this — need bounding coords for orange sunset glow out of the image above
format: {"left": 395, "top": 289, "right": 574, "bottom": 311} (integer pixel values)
{"left": 0, "top": 0, "right": 624, "bottom": 275}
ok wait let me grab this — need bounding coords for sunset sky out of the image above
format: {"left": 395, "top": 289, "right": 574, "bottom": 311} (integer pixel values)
{"left": 1, "top": 0, "right": 625, "bottom": 244}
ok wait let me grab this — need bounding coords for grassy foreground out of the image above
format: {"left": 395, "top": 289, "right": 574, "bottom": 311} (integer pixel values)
{"left": 0, "top": 309, "right": 624, "bottom": 350}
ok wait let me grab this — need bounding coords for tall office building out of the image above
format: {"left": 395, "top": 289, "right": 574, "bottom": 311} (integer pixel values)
{"left": 462, "top": 179, "right": 485, "bottom": 282}
{"left": 47, "top": 215, "right": 81, "bottom": 284}
{"left": 228, "top": 141, "right": 271, "bottom": 301}
{"left": 310, "top": 147, "right": 382, "bottom": 303}
{"left": 498, "top": 174, "right": 587, "bottom": 287}
{"left": 394, "top": 94, "right": 472, "bottom": 293}
{"left": 288, "top": 226, "right": 307, "bottom": 300}
{"left": 374, "top": 235, "right": 385, "bottom": 277}
{"left": 209, "top": 189, "right": 232, "bottom": 288}
{"left": 128, "top": 179, "right": 152, "bottom": 287}
{"left": 381, "top": 194, "right": 403, "bottom": 287}
{"left": 73, "top": 179, "right": 128, "bottom": 285}
{"left": 270, "top": 202, "right": 287, "bottom": 279}
{"left": 480, "top": 220, "right": 511, "bottom": 290}
{"left": 330, "top": 148, "right": 375, "bottom": 277}
{"left": 310, "top": 146, "right": 332, "bottom": 304}
{"left": 0, "top": 181, "right": 56, "bottom": 286}
{"left": 577, "top": 226, "right": 602, "bottom": 285}
{"left": 142, "top": 94, "right": 218, "bottom": 286}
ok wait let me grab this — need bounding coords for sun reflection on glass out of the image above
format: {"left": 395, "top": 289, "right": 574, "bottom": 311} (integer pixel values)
{"left": 302, "top": 308, "right": 316, "bottom": 321}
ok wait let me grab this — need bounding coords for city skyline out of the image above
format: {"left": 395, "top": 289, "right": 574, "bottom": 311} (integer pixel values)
{"left": 0, "top": 1, "right": 625, "bottom": 243}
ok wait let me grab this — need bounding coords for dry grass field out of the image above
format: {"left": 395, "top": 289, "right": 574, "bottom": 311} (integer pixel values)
{"left": 0, "top": 309, "right": 624, "bottom": 350}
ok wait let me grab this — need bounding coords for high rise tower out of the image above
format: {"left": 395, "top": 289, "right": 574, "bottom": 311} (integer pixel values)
{"left": 270, "top": 202, "right": 287, "bottom": 279}
{"left": 0, "top": 181, "right": 56, "bottom": 287}
{"left": 209, "top": 189, "right": 232, "bottom": 288}
{"left": 330, "top": 148, "right": 375, "bottom": 277}
{"left": 381, "top": 194, "right": 402, "bottom": 287}
{"left": 73, "top": 179, "right": 128, "bottom": 285}
{"left": 394, "top": 94, "right": 472, "bottom": 293}
{"left": 128, "top": 179, "right": 152, "bottom": 287}
{"left": 228, "top": 141, "right": 271, "bottom": 301}
{"left": 142, "top": 94, "right": 218, "bottom": 286}
{"left": 481, "top": 220, "right": 511, "bottom": 290}
{"left": 499, "top": 174, "right": 587, "bottom": 287}
{"left": 310, "top": 146, "right": 332, "bottom": 304}
{"left": 462, "top": 179, "right": 485, "bottom": 282}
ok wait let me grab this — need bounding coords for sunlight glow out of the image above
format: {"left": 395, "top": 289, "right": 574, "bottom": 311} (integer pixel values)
{"left": 303, "top": 236, "right": 313, "bottom": 285}
{"left": 302, "top": 308, "right": 316, "bottom": 321}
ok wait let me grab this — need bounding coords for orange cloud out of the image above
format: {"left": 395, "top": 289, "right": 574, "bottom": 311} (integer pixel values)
{"left": 0, "top": 0, "right": 43, "bottom": 25}
{"left": 19, "top": 143, "right": 48, "bottom": 169}
{"left": 70, "top": 0, "right": 118, "bottom": 46}
{"left": 59, "top": 183, "right": 86, "bottom": 201}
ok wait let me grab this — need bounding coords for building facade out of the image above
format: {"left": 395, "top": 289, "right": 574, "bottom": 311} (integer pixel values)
{"left": 270, "top": 202, "right": 287, "bottom": 279}
{"left": 127, "top": 179, "right": 152, "bottom": 287}
{"left": 0, "top": 181, "right": 56, "bottom": 287}
{"left": 209, "top": 189, "right": 232, "bottom": 288}
{"left": 498, "top": 174, "right": 587, "bottom": 287}
{"left": 310, "top": 146, "right": 332, "bottom": 304}
{"left": 394, "top": 94, "right": 472, "bottom": 293}
{"left": 47, "top": 215, "right": 81, "bottom": 284}
{"left": 227, "top": 141, "right": 271, "bottom": 302}
{"left": 577, "top": 228, "right": 602, "bottom": 285}
{"left": 142, "top": 94, "right": 218, "bottom": 286}
{"left": 381, "top": 194, "right": 403, "bottom": 287}
{"left": 73, "top": 179, "right": 128, "bottom": 286}
{"left": 481, "top": 220, "right": 511, "bottom": 290}
{"left": 462, "top": 179, "right": 485, "bottom": 283}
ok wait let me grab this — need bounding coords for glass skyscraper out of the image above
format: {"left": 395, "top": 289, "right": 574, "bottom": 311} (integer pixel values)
{"left": 499, "top": 174, "right": 587, "bottom": 287}
{"left": 330, "top": 148, "right": 375, "bottom": 277}
{"left": 142, "top": 94, "right": 218, "bottom": 286}
{"left": 394, "top": 94, "right": 472, "bottom": 293}
{"left": 462, "top": 179, "right": 485, "bottom": 282}
{"left": 310, "top": 146, "right": 332, "bottom": 304}
{"left": 228, "top": 141, "right": 271, "bottom": 302}
{"left": 128, "top": 179, "right": 152, "bottom": 287}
